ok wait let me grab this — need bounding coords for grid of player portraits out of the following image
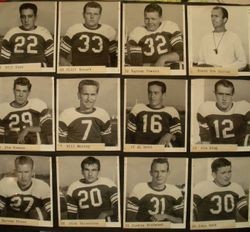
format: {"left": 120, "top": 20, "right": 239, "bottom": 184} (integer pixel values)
{"left": 0, "top": 0, "right": 250, "bottom": 232}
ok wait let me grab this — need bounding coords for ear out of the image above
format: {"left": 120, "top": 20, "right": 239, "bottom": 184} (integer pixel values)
{"left": 212, "top": 172, "right": 216, "bottom": 180}
{"left": 223, "top": 17, "right": 228, "bottom": 24}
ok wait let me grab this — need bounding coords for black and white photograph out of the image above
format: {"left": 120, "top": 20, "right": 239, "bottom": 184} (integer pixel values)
{"left": 57, "top": 78, "right": 120, "bottom": 151}
{"left": 123, "top": 2, "right": 186, "bottom": 75}
{"left": 188, "top": 0, "right": 250, "bottom": 3}
{"left": 124, "top": 157, "right": 187, "bottom": 229}
{"left": 57, "top": 156, "right": 120, "bottom": 227}
{"left": 58, "top": 1, "right": 120, "bottom": 74}
{"left": 191, "top": 157, "right": 250, "bottom": 230}
{"left": 0, "top": 155, "right": 53, "bottom": 227}
{"left": 0, "top": 76, "right": 54, "bottom": 151}
{"left": 124, "top": 79, "right": 187, "bottom": 152}
{"left": 0, "top": 1, "right": 56, "bottom": 72}
{"left": 191, "top": 79, "right": 250, "bottom": 152}
{"left": 188, "top": 5, "right": 250, "bottom": 76}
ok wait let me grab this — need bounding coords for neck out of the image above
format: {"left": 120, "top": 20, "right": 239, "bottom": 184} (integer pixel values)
{"left": 216, "top": 103, "right": 233, "bottom": 112}
{"left": 79, "top": 106, "right": 94, "bottom": 113}
{"left": 214, "top": 27, "right": 226, "bottom": 33}
{"left": 149, "top": 182, "right": 165, "bottom": 190}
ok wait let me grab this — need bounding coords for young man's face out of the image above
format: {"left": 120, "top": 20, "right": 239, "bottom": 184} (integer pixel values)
{"left": 213, "top": 165, "right": 232, "bottom": 187}
{"left": 16, "top": 163, "right": 34, "bottom": 189}
{"left": 78, "top": 85, "right": 98, "bottom": 112}
{"left": 13, "top": 84, "right": 30, "bottom": 106}
{"left": 148, "top": 84, "right": 165, "bottom": 109}
{"left": 150, "top": 162, "right": 169, "bottom": 188}
{"left": 20, "top": 8, "right": 36, "bottom": 30}
{"left": 82, "top": 163, "right": 99, "bottom": 183}
{"left": 144, "top": 11, "right": 161, "bottom": 32}
{"left": 211, "top": 8, "right": 227, "bottom": 30}
{"left": 215, "top": 85, "right": 233, "bottom": 112}
{"left": 83, "top": 7, "right": 101, "bottom": 29}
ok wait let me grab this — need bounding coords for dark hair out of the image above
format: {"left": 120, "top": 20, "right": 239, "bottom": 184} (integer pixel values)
{"left": 81, "top": 156, "right": 101, "bottom": 171}
{"left": 151, "top": 158, "right": 169, "bottom": 172}
{"left": 213, "top": 6, "right": 228, "bottom": 20}
{"left": 15, "top": 156, "right": 34, "bottom": 169}
{"left": 148, "top": 81, "right": 166, "bottom": 93}
{"left": 78, "top": 79, "right": 99, "bottom": 93}
{"left": 211, "top": 158, "right": 231, "bottom": 173}
{"left": 19, "top": 3, "right": 38, "bottom": 16}
{"left": 83, "top": 1, "right": 102, "bottom": 14}
{"left": 144, "top": 3, "right": 162, "bottom": 17}
{"left": 214, "top": 79, "right": 234, "bottom": 95}
{"left": 14, "top": 77, "right": 32, "bottom": 91}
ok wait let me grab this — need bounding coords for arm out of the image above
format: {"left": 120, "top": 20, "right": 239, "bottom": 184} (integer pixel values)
{"left": 0, "top": 120, "right": 5, "bottom": 143}
{"left": 58, "top": 121, "right": 68, "bottom": 143}
{"left": 40, "top": 109, "right": 53, "bottom": 144}
{"left": 197, "top": 105, "right": 211, "bottom": 143}
{"left": 126, "top": 39, "right": 143, "bottom": 66}
{"left": 66, "top": 194, "right": 78, "bottom": 219}
{"left": 126, "top": 198, "right": 139, "bottom": 222}
{"left": 59, "top": 36, "right": 72, "bottom": 66}
{"left": 108, "top": 40, "right": 118, "bottom": 67}
{"left": 126, "top": 110, "right": 137, "bottom": 144}
{"left": 17, "top": 126, "right": 41, "bottom": 144}
{"left": 0, "top": 36, "right": 11, "bottom": 64}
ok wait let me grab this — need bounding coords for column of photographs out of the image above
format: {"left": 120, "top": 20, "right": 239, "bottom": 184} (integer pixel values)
{"left": 0, "top": 0, "right": 249, "bottom": 231}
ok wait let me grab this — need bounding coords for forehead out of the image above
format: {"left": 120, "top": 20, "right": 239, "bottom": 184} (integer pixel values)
{"left": 215, "top": 84, "right": 233, "bottom": 94}
{"left": 211, "top": 8, "right": 223, "bottom": 16}
{"left": 20, "top": 8, "right": 35, "bottom": 15}
{"left": 148, "top": 84, "right": 162, "bottom": 92}
{"left": 79, "top": 84, "right": 98, "bottom": 93}
{"left": 14, "top": 84, "right": 29, "bottom": 91}
{"left": 216, "top": 165, "right": 231, "bottom": 173}
{"left": 83, "top": 163, "right": 99, "bottom": 170}
{"left": 85, "top": 7, "right": 101, "bottom": 14}
{"left": 152, "top": 162, "right": 168, "bottom": 171}
{"left": 144, "top": 11, "right": 161, "bottom": 18}
{"left": 16, "top": 163, "right": 33, "bottom": 171}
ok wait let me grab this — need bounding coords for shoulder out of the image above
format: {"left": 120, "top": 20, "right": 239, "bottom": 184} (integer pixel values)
{"left": 29, "top": 98, "right": 48, "bottom": 112}
{"left": 0, "top": 177, "right": 17, "bottom": 195}
{"left": 129, "top": 26, "right": 147, "bottom": 43}
{"left": 59, "top": 107, "right": 76, "bottom": 123}
{"left": 0, "top": 102, "right": 11, "bottom": 119}
{"left": 94, "top": 107, "right": 110, "bottom": 123}
{"left": 234, "top": 101, "right": 250, "bottom": 114}
{"left": 67, "top": 180, "right": 81, "bottom": 195}
{"left": 98, "top": 177, "right": 116, "bottom": 188}
{"left": 163, "top": 106, "right": 180, "bottom": 118}
{"left": 193, "top": 180, "right": 211, "bottom": 197}
{"left": 165, "top": 183, "right": 182, "bottom": 199}
{"left": 35, "top": 26, "right": 52, "bottom": 39}
{"left": 162, "top": 20, "right": 180, "bottom": 33}
{"left": 33, "top": 178, "right": 50, "bottom": 191}
{"left": 65, "top": 23, "right": 83, "bottom": 37}
{"left": 230, "top": 182, "right": 245, "bottom": 196}
{"left": 226, "top": 30, "right": 241, "bottom": 40}
{"left": 130, "top": 103, "right": 147, "bottom": 116}
{"left": 197, "top": 101, "right": 215, "bottom": 116}
{"left": 130, "top": 182, "right": 149, "bottom": 199}
{"left": 3, "top": 27, "right": 21, "bottom": 40}
{"left": 100, "top": 24, "right": 116, "bottom": 39}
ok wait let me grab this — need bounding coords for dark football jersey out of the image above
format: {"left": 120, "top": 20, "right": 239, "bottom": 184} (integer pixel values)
{"left": 59, "top": 107, "right": 112, "bottom": 144}
{"left": 66, "top": 177, "right": 118, "bottom": 220}
{"left": 0, "top": 26, "right": 54, "bottom": 67}
{"left": 127, "top": 20, "right": 183, "bottom": 66}
{"left": 0, "top": 177, "right": 51, "bottom": 219}
{"left": 0, "top": 98, "right": 51, "bottom": 144}
{"left": 197, "top": 101, "right": 250, "bottom": 145}
{"left": 126, "top": 182, "right": 184, "bottom": 222}
{"left": 126, "top": 104, "right": 182, "bottom": 145}
{"left": 193, "top": 180, "right": 247, "bottom": 221}
{"left": 60, "top": 23, "right": 117, "bottom": 66}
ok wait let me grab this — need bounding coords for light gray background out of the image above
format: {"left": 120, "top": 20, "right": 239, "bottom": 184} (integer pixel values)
{"left": 126, "top": 79, "right": 186, "bottom": 111}
{"left": 58, "top": 156, "right": 119, "bottom": 188}
{"left": 0, "top": 1, "right": 56, "bottom": 36}
{"left": 126, "top": 157, "right": 187, "bottom": 194}
{"left": 58, "top": 78, "right": 118, "bottom": 117}
{"left": 0, "top": 76, "right": 53, "bottom": 109}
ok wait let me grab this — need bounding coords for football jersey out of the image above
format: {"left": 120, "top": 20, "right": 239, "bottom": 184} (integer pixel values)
{"left": 59, "top": 107, "right": 112, "bottom": 144}
{"left": 0, "top": 98, "right": 51, "bottom": 144}
{"left": 0, "top": 26, "right": 54, "bottom": 67}
{"left": 66, "top": 177, "right": 118, "bottom": 220}
{"left": 60, "top": 23, "right": 117, "bottom": 66}
{"left": 127, "top": 20, "right": 183, "bottom": 65}
{"left": 126, "top": 182, "right": 184, "bottom": 222}
{"left": 126, "top": 103, "right": 182, "bottom": 145}
{"left": 193, "top": 180, "right": 247, "bottom": 221}
{"left": 0, "top": 177, "right": 51, "bottom": 219}
{"left": 197, "top": 101, "right": 250, "bottom": 145}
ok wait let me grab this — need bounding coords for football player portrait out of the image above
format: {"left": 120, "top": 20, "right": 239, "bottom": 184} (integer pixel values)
{"left": 192, "top": 158, "right": 248, "bottom": 222}
{"left": 0, "top": 77, "right": 53, "bottom": 145}
{"left": 58, "top": 79, "right": 116, "bottom": 146}
{"left": 195, "top": 79, "right": 250, "bottom": 146}
{"left": 126, "top": 158, "right": 185, "bottom": 223}
{"left": 59, "top": 1, "right": 118, "bottom": 67}
{"left": 125, "top": 3, "right": 184, "bottom": 68}
{"left": 59, "top": 156, "right": 119, "bottom": 222}
{"left": 0, "top": 2, "right": 54, "bottom": 68}
{"left": 0, "top": 155, "right": 51, "bottom": 221}
{"left": 190, "top": 6, "right": 248, "bottom": 71}
{"left": 126, "top": 80, "right": 184, "bottom": 147}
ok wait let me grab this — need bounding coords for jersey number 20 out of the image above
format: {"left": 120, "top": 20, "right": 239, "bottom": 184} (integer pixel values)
{"left": 78, "top": 188, "right": 102, "bottom": 209}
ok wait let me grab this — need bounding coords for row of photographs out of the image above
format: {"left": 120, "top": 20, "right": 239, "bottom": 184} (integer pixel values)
{"left": 1, "top": 1, "right": 250, "bottom": 76}
{"left": 0, "top": 154, "right": 249, "bottom": 230}
{"left": 1, "top": 76, "right": 250, "bottom": 152}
